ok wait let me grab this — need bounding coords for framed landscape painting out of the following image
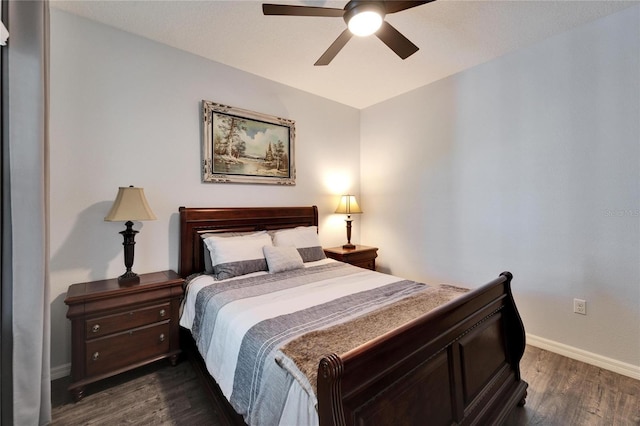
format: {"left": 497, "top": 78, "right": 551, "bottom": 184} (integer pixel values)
{"left": 201, "top": 101, "right": 296, "bottom": 185}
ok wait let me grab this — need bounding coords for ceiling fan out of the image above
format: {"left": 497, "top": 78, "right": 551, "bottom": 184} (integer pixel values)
{"left": 262, "top": 1, "right": 434, "bottom": 66}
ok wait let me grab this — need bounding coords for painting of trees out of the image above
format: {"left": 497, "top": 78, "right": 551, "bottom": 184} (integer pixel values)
{"left": 213, "top": 114, "right": 247, "bottom": 158}
{"left": 274, "top": 140, "right": 287, "bottom": 171}
{"left": 203, "top": 101, "right": 295, "bottom": 185}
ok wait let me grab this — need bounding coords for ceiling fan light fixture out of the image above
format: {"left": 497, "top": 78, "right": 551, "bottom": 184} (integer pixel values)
{"left": 344, "top": 2, "right": 385, "bottom": 37}
{"left": 348, "top": 10, "right": 383, "bottom": 36}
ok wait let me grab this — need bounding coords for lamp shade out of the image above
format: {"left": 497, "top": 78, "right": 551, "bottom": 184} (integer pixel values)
{"left": 335, "top": 195, "right": 362, "bottom": 215}
{"left": 104, "top": 186, "right": 157, "bottom": 222}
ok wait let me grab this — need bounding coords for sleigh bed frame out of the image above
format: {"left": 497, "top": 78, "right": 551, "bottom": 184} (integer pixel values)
{"left": 178, "top": 206, "right": 528, "bottom": 425}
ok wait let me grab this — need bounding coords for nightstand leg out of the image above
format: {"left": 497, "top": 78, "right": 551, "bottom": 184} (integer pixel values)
{"left": 170, "top": 354, "right": 179, "bottom": 366}
{"left": 70, "top": 386, "right": 84, "bottom": 402}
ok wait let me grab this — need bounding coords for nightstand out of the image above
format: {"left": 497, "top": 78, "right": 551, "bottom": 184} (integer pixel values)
{"left": 64, "top": 270, "right": 184, "bottom": 401}
{"left": 324, "top": 245, "right": 378, "bottom": 271}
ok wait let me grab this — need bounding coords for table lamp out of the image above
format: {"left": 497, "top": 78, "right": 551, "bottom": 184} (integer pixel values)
{"left": 104, "top": 186, "right": 156, "bottom": 284}
{"left": 335, "top": 195, "right": 362, "bottom": 249}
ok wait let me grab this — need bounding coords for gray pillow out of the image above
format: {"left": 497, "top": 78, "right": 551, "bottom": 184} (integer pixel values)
{"left": 263, "top": 245, "right": 304, "bottom": 274}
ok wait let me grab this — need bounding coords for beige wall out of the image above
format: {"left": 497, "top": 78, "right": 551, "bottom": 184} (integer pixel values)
{"left": 49, "top": 9, "right": 361, "bottom": 372}
{"left": 360, "top": 6, "right": 640, "bottom": 369}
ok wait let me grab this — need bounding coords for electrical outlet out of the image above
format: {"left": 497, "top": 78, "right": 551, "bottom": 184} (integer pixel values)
{"left": 573, "top": 298, "right": 586, "bottom": 315}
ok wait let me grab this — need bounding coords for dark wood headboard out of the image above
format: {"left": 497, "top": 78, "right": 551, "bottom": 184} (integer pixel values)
{"left": 178, "top": 206, "right": 319, "bottom": 278}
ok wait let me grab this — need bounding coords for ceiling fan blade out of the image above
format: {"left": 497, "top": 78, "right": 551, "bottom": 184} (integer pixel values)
{"left": 262, "top": 4, "right": 344, "bottom": 17}
{"left": 314, "top": 29, "right": 353, "bottom": 66}
{"left": 384, "top": 1, "right": 434, "bottom": 14}
{"left": 375, "top": 21, "right": 419, "bottom": 59}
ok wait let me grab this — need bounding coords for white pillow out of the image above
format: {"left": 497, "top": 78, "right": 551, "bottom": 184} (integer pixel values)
{"left": 201, "top": 231, "right": 267, "bottom": 274}
{"left": 272, "top": 226, "right": 326, "bottom": 262}
{"left": 263, "top": 245, "right": 304, "bottom": 274}
{"left": 204, "top": 232, "right": 272, "bottom": 280}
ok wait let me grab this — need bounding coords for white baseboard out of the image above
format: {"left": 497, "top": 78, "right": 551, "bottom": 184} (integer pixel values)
{"left": 526, "top": 334, "right": 640, "bottom": 380}
{"left": 51, "top": 363, "right": 70, "bottom": 381}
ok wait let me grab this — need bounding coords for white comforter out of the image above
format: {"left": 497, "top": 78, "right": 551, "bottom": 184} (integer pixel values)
{"left": 180, "top": 259, "right": 427, "bottom": 425}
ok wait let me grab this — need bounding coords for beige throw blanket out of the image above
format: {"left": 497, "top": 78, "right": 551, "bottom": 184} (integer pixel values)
{"left": 280, "top": 284, "right": 469, "bottom": 393}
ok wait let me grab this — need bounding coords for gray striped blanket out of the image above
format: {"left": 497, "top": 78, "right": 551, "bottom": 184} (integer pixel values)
{"left": 189, "top": 261, "right": 455, "bottom": 426}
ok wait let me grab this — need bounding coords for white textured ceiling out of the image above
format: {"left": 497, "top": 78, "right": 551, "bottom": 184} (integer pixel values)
{"left": 51, "top": 0, "right": 637, "bottom": 109}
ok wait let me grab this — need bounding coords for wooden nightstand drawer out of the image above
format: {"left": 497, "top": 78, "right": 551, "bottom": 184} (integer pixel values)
{"left": 324, "top": 245, "right": 378, "bottom": 271}
{"left": 85, "top": 321, "right": 171, "bottom": 377}
{"left": 85, "top": 302, "right": 171, "bottom": 339}
{"left": 351, "top": 259, "right": 375, "bottom": 270}
{"left": 65, "top": 270, "right": 184, "bottom": 401}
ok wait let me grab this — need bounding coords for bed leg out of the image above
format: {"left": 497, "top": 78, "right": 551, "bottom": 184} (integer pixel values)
{"left": 517, "top": 390, "right": 528, "bottom": 407}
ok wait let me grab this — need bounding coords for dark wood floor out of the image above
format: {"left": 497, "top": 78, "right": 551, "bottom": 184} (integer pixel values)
{"left": 507, "top": 346, "right": 639, "bottom": 426}
{"left": 51, "top": 360, "right": 223, "bottom": 425}
{"left": 51, "top": 345, "right": 639, "bottom": 425}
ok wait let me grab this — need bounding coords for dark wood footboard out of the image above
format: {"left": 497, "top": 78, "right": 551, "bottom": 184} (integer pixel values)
{"left": 317, "top": 271, "right": 528, "bottom": 426}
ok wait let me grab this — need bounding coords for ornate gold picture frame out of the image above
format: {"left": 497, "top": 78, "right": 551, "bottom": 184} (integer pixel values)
{"left": 202, "top": 101, "right": 296, "bottom": 185}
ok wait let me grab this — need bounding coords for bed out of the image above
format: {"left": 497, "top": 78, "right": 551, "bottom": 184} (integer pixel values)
{"left": 178, "top": 206, "right": 528, "bottom": 425}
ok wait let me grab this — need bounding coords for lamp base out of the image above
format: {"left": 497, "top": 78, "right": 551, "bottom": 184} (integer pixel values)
{"left": 118, "top": 220, "right": 140, "bottom": 285}
{"left": 342, "top": 218, "right": 356, "bottom": 250}
{"left": 118, "top": 271, "right": 140, "bottom": 285}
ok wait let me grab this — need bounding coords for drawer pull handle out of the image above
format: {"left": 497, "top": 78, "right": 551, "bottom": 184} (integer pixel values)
{"left": 159, "top": 309, "right": 166, "bottom": 317}
{"left": 159, "top": 333, "right": 165, "bottom": 342}
{"left": 92, "top": 324, "right": 100, "bottom": 333}
{"left": 92, "top": 352, "right": 99, "bottom": 361}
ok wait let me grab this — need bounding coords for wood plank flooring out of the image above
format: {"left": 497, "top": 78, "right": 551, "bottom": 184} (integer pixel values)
{"left": 51, "top": 360, "right": 223, "bottom": 425}
{"left": 51, "top": 345, "right": 639, "bottom": 425}
{"left": 506, "top": 346, "right": 639, "bottom": 426}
